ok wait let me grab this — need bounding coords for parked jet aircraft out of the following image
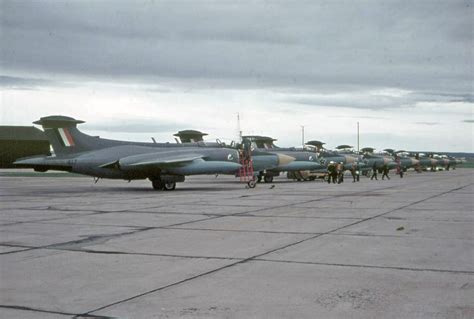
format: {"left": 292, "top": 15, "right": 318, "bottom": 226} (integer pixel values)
{"left": 359, "top": 147, "right": 398, "bottom": 172}
{"left": 305, "top": 141, "right": 361, "bottom": 170}
{"left": 383, "top": 149, "right": 420, "bottom": 171}
{"left": 411, "top": 153, "right": 439, "bottom": 171}
{"left": 172, "top": 130, "right": 295, "bottom": 177}
{"left": 242, "top": 135, "right": 325, "bottom": 182}
{"left": 14, "top": 116, "right": 243, "bottom": 190}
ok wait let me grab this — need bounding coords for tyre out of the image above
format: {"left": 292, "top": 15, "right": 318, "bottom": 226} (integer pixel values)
{"left": 264, "top": 175, "right": 273, "bottom": 183}
{"left": 152, "top": 179, "right": 163, "bottom": 190}
{"left": 162, "top": 182, "right": 176, "bottom": 191}
{"left": 247, "top": 179, "right": 257, "bottom": 188}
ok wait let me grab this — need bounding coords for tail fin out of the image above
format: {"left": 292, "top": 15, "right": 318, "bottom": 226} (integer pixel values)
{"left": 34, "top": 115, "right": 96, "bottom": 155}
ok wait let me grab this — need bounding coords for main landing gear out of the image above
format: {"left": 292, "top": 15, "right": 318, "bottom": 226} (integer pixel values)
{"left": 152, "top": 179, "right": 177, "bottom": 191}
{"left": 257, "top": 172, "right": 274, "bottom": 183}
{"left": 150, "top": 175, "right": 184, "bottom": 191}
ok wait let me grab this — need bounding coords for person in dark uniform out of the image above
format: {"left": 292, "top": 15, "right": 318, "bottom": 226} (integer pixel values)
{"left": 331, "top": 162, "right": 338, "bottom": 184}
{"left": 350, "top": 163, "right": 358, "bottom": 182}
{"left": 337, "top": 162, "right": 344, "bottom": 184}
{"left": 382, "top": 164, "right": 390, "bottom": 180}
{"left": 327, "top": 162, "right": 335, "bottom": 184}
{"left": 370, "top": 162, "right": 378, "bottom": 180}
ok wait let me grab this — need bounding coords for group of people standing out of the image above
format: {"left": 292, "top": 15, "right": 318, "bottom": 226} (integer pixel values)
{"left": 327, "top": 162, "right": 392, "bottom": 184}
{"left": 327, "top": 162, "right": 361, "bottom": 184}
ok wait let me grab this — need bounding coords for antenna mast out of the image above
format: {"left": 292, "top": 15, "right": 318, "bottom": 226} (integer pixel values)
{"left": 237, "top": 113, "right": 242, "bottom": 142}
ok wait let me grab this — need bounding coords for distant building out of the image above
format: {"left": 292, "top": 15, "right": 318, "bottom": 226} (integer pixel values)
{"left": 0, "top": 126, "right": 50, "bottom": 168}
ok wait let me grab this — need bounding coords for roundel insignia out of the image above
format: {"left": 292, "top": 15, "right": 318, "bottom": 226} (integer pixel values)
{"left": 227, "top": 154, "right": 234, "bottom": 161}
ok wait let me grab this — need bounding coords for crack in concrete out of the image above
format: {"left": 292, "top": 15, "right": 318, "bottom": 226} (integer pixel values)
{"left": 253, "top": 258, "right": 474, "bottom": 274}
{"left": 163, "top": 226, "right": 323, "bottom": 235}
{"left": 0, "top": 304, "right": 114, "bottom": 318}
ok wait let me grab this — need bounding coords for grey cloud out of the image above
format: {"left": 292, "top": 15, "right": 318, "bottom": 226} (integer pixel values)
{"left": 0, "top": 75, "right": 58, "bottom": 90}
{"left": 463, "top": 120, "right": 474, "bottom": 123}
{"left": 283, "top": 90, "right": 472, "bottom": 110}
{"left": 85, "top": 119, "right": 184, "bottom": 134}
{"left": 1, "top": 1, "right": 472, "bottom": 94}
{"left": 287, "top": 95, "right": 405, "bottom": 110}
{"left": 415, "top": 122, "right": 440, "bottom": 126}
{"left": 424, "top": 92, "right": 474, "bottom": 103}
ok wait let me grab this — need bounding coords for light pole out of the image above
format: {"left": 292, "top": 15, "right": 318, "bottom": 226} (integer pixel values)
{"left": 301, "top": 125, "right": 305, "bottom": 148}
{"left": 357, "top": 121, "right": 360, "bottom": 154}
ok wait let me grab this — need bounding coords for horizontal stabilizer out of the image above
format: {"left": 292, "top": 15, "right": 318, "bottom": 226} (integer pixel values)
{"left": 14, "top": 156, "right": 72, "bottom": 172}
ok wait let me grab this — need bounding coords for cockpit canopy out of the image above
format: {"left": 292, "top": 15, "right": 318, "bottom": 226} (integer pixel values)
{"left": 242, "top": 135, "right": 277, "bottom": 149}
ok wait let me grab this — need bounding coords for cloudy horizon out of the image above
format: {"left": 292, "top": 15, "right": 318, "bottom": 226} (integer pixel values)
{"left": 1, "top": 0, "right": 472, "bottom": 152}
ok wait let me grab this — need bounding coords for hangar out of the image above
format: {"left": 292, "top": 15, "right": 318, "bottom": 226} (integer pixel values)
{"left": 0, "top": 126, "right": 50, "bottom": 168}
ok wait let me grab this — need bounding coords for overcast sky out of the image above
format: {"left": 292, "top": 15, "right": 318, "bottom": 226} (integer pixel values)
{"left": 1, "top": 0, "right": 472, "bottom": 152}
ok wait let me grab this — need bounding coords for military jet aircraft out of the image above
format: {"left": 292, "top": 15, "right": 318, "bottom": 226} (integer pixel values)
{"left": 305, "top": 141, "right": 361, "bottom": 170}
{"left": 432, "top": 154, "right": 455, "bottom": 170}
{"left": 411, "top": 152, "right": 463, "bottom": 171}
{"left": 411, "top": 152, "right": 439, "bottom": 171}
{"left": 358, "top": 147, "right": 398, "bottom": 174}
{"left": 14, "top": 116, "right": 243, "bottom": 190}
{"left": 172, "top": 130, "right": 295, "bottom": 178}
{"left": 242, "top": 135, "right": 325, "bottom": 182}
{"left": 383, "top": 149, "right": 420, "bottom": 172}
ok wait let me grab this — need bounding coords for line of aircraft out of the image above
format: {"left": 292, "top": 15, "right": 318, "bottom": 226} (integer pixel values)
{"left": 14, "top": 115, "right": 465, "bottom": 191}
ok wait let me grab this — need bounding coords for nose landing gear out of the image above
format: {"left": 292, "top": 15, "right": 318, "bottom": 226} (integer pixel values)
{"left": 247, "top": 178, "right": 257, "bottom": 188}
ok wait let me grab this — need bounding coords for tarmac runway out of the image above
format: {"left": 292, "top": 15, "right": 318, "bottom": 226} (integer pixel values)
{"left": 0, "top": 169, "right": 473, "bottom": 318}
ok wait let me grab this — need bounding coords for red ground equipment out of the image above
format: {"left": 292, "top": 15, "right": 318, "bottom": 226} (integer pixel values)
{"left": 238, "top": 145, "right": 256, "bottom": 188}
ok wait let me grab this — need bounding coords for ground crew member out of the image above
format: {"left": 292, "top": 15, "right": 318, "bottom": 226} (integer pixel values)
{"left": 337, "top": 162, "right": 344, "bottom": 184}
{"left": 327, "top": 162, "right": 334, "bottom": 184}
{"left": 350, "top": 163, "right": 358, "bottom": 182}
{"left": 332, "top": 162, "right": 339, "bottom": 184}
{"left": 370, "top": 163, "right": 378, "bottom": 180}
{"left": 327, "top": 161, "right": 337, "bottom": 184}
{"left": 382, "top": 164, "right": 390, "bottom": 180}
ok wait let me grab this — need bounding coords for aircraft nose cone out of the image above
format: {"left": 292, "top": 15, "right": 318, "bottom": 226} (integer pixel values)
{"left": 277, "top": 154, "right": 295, "bottom": 166}
{"left": 343, "top": 156, "right": 351, "bottom": 163}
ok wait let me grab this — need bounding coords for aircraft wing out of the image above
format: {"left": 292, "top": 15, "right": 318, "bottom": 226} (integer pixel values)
{"left": 14, "top": 156, "right": 73, "bottom": 171}
{"left": 125, "top": 155, "right": 203, "bottom": 167}
{"left": 116, "top": 152, "right": 206, "bottom": 169}
{"left": 116, "top": 151, "right": 241, "bottom": 175}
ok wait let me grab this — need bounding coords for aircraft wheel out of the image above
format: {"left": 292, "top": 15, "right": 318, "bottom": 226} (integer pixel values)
{"left": 264, "top": 175, "right": 273, "bottom": 183}
{"left": 163, "top": 182, "right": 176, "bottom": 191}
{"left": 247, "top": 179, "right": 257, "bottom": 189}
{"left": 152, "top": 179, "right": 163, "bottom": 190}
